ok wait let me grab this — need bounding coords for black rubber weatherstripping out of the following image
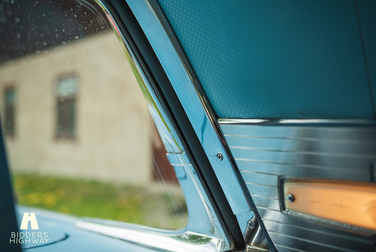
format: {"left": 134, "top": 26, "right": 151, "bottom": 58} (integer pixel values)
{"left": 147, "top": 1, "right": 277, "bottom": 251}
{"left": 103, "top": 0, "right": 246, "bottom": 249}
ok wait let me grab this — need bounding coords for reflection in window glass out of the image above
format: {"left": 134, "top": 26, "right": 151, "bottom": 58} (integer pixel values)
{"left": 56, "top": 76, "right": 78, "bottom": 138}
{"left": 0, "top": 0, "right": 187, "bottom": 230}
{"left": 3, "top": 87, "right": 16, "bottom": 136}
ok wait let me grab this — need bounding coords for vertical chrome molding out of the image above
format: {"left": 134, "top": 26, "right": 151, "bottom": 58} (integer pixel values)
{"left": 83, "top": 1, "right": 234, "bottom": 250}
{"left": 123, "top": 1, "right": 276, "bottom": 249}
{"left": 124, "top": 0, "right": 252, "bottom": 217}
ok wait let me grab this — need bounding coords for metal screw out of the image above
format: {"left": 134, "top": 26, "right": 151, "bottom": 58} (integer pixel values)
{"left": 216, "top": 153, "right": 223, "bottom": 161}
{"left": 287, "top": 194, "right": 295, "bottom": 202}
{"left": 247, "top": 220, "right": 255, "bottom": 229}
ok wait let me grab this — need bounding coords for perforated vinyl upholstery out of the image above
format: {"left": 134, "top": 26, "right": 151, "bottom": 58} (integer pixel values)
{"left": 158, "top": 0, "right": 376, "bottom": 119}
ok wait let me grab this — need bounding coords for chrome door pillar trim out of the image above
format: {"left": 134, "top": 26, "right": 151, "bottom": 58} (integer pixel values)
{"left": 81, "top": 2, "right": 233, "bottom": 250}
{"left": 125, "top": 0, "right": 252, "bottom": 216}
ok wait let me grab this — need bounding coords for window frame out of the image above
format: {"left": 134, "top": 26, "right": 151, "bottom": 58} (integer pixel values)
{"left": 54, "top": 74, "right": 79, "bottom": 140}
{"left": 3, "top": 85, "right": 16, "bottom": 138}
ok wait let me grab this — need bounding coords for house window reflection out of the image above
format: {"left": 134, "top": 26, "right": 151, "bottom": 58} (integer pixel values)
{"left": 56, "top": 76, "right": 78, "bottom": 139}
{"left": 4, "top": 87, "right": 16, "bottom": 137}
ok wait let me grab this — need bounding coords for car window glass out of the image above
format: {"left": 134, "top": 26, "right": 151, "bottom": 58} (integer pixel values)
{"left": 0, "top": 0, "right": 188, "bottom": 230}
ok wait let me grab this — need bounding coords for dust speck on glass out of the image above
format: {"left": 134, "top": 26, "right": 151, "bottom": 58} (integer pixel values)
{"left": 0, "top": 0, "right": 188, "bottom": 230}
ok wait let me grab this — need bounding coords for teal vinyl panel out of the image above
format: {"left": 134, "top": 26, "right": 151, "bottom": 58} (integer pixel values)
{"left": 158, "top": 0, "right": 374, "bottom": 119}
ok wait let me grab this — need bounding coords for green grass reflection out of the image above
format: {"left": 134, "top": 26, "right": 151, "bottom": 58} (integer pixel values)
{"left": 13, "top": 174, "right": 187, "bottom": 230}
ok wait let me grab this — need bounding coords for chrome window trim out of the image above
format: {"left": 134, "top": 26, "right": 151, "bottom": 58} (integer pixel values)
{"left": 219, "top": 118, "right": 376, "bottom": 125}
{"left": 123, "top": 1, "right": 277, "bottom": 250}
{"left": 76, "top": 219, "right": 223, "bottom": 252}
{"left": 124, "top": 0, "right": 253, "bottom": 217}
{"left": 75, "top": 1, "right": 233, "bottom": 250}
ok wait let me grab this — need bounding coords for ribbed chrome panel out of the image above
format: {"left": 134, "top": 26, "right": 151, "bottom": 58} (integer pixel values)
{"left": 221, "top": 123, "right": 376, "bottom": 252}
